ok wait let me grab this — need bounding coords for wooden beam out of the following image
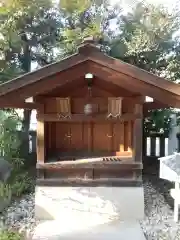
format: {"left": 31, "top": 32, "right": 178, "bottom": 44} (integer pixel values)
{"left": 89, "top": 61, "right": 180, "bottom": 108}
{"left": 36, "top": 161, "right": 143, "bottom": 170}
{"left": 0, "top": 62, "right": 88, "bottom": 103}
{"left": 0, "top": 54, "right": 86, "bottom": 97}
{"left": 143, "top": 102, "right": 169, "bottom": 117}
{"left": 133, "top": 104, "right": 143, "bottom": 162}
{"left": 90, "top": 52, "right": 180, "bottom": 97}
{"left": 127, "top": 121, "right": 132, "bottom": 152}
{"left": 36, "top": 178, "right": 142, "bottom": 187}
{"left": 1, "top": 41, "right": 180, "bottom": 110}
{"left": 0, "top": 101, "right": 39, "bottom": 109}
{"left": 120, "top": 123, "right": 124, "bottom": 152}
{"left": 37, "top": 113, "right": 142, "bottom": 122}
{"left": 87, "top": 122, "right": 92, "bottom": 152}
{"left": 36, "top": 103, "right": 45, "bottom": 165}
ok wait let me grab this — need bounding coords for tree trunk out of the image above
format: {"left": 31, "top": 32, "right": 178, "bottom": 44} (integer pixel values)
{"left": 19, "top": 34, "right": 32, "bottom": 160}
{"left": 20, "top": 109, "right": 31, "bottom": 160}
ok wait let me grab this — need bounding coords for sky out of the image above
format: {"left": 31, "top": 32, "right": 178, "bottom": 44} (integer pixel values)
{"left": 111, "top": 0, "right": 177, "bottom": 8}
{"left": 110, "top": 0, "right": 179, "bottom": 13}
{"left": 56, "top": 0, "right": 179, "bottom": 10}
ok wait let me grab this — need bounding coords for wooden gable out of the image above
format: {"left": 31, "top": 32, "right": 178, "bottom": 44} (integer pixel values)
{"left": 0, "top": 38, "right": 180, "bottom": 109}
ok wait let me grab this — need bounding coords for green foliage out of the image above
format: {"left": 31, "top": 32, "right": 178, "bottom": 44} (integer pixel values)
{"left": 0, "top": 111, "right": 21, "bottom": 158}
{"left": 0, "top": 229, "right": 23, "bottom": 240}
{"left": 0, "top": 0, "right": 61, "bottom": 70}
{"left": 0, "top": 111, "right": 34, "bottom": 198}
{"left": 0, "top": 65, "right": 23, "bottom": 83}
{"left": 0, "top": 0, "right": 62, "bottom": 160}
{"left": 7, "top": 157, "right": 35, "bottom": 197}
{"left": 10, "top": 172, "right": 34, "bottom": 197}
{"left": 57, "top": 0, "right": 120, "bottom": 57}
{"left": 0, "top": 182, "right": 11, "bottom": 200}
{"left": 60, "top": 0, "right": 91, "bottom": 13}
{"left": 109, "top": 2, "right": 180, "bottom": 74}
{"left": 144, "top": 109, "right": 172, "bottom": 135}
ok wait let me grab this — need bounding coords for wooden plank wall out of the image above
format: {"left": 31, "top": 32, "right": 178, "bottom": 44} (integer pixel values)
{"left": 45, "top": 120, "right": 134, "bottom": 157}
{"left": 42, "top": 97, "right": 137, "bottom": 158}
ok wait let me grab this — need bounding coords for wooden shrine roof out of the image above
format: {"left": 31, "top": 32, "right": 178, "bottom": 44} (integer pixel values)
{"left": 0, "top": 38, "right": 180, "bottom": 108}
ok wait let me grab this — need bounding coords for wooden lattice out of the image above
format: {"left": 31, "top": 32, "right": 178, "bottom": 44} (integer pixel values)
{"left": 107, "top": 97, "right": 122, "bottom": 118}
{"left": 56, "top": 98, "right": 71, "bottom": 119}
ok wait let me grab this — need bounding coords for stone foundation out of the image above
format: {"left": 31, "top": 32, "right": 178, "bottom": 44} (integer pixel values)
{"left": 35, "top": 186, "right": 144, "bottom": 221}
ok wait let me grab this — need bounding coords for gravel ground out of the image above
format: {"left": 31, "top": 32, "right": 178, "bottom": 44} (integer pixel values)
{"left": 1, "top": 166, "right": 180, "bottom": 240}
{"left": 140, "top": 176, "right": 180, "bottom": 240}
{"left": 0, "top": 193, "right": 38, "bottom": 238}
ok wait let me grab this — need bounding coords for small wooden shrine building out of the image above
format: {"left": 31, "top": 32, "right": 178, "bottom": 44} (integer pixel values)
{"left": 1, "top": 38, "right": 180, "bottom": 187}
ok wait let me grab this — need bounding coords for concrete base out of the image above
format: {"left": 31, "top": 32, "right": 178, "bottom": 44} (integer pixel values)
{"left": 32, "top": 220, "right": 146, "bottom": 240}
{"left": 35, "top": 186, "right": 144, "bottom": 221}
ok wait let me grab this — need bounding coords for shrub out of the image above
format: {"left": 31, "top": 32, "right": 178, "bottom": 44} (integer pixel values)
{"left": 0, "top": 111, "right": 35, "bottom": 199}
{"left": 0, "top": 182, "right": 12, "bottom": 200}
{"left": 0, "top": 111, "right": 21, "bottom": 158}
{"left": 10, "top": 172, "right": 34, "bottom": 197}
{"left": 0, "top": 229, "right": 24, "bottom": 240}
{"left": 7, "top": 158, "right": 35, "bottom": 197}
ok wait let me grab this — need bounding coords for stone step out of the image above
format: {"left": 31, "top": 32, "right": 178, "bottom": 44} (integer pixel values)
{"left": 31, "top": 220, "right": 146, "bottom": 240}
{"left": 35, "top": 186, "right": 144, "bottom": 221}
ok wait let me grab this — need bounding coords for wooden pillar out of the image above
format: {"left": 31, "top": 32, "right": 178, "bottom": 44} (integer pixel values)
{"left": 36, "top": 103, "right": 45, "bottom": 163}
{"left": 120, "top": 123, "right": 124, "bottom": 152}
{"left": 133, "top": 104, "right": 143, "bottom": 162}
{"left": 127, "top": 121, "right": 132, "bottom": 152}
{"left": 88, "top": 121, "right": 92, "bottom": 152}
